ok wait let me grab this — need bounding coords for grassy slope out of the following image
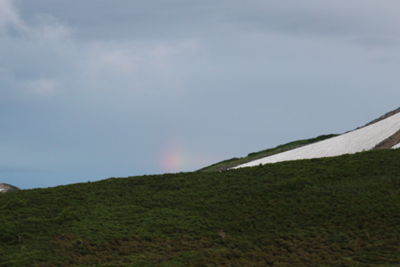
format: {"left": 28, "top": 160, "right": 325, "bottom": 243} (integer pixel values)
{"left": 198, "top": 134, "right": 338, "bottom": 172}
{"left": 1, "top": 149, "right": 400, "bottom": 266}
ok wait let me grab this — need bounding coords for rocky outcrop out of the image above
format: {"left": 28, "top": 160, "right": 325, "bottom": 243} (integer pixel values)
{"left": 363, "top": 107, "right": 400, "bottom": 128}
{"left": 0, "top": 183, "right": 21, "bottom": 193}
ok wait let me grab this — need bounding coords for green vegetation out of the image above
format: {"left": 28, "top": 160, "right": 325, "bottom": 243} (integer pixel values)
{"left": 1, "top": 149, "right": 400, "bottom": 266}
{"left": 198, "top": 134, "right": 338, "bottom": 172}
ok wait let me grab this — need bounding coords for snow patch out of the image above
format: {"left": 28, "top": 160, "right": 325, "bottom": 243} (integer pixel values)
{"left": 392, "top": 142, "right": 400, "bottom": 149}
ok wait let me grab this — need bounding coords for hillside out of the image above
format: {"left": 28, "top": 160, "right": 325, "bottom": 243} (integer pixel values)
{"left": 1, "top": 149, "right": 400, "bottom": 266}
{"left": 201, "top": 107, "right": 400, "bottom": 172}
{"left": 236, "top": 110, "right": 400, "bottom": 169}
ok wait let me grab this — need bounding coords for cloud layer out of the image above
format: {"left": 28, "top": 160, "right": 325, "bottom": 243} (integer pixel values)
{"left": 1, "top": 0, "right": 400, "bottom": 188}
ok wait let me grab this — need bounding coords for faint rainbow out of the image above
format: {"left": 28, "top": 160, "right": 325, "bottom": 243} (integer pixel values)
{"left": 159, "top": 140, "right": 190, "bottom": 173}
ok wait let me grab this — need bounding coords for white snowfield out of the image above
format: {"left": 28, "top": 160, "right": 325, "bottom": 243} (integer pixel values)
{"left": 235, "top": 112, "right": 400, "bottom": 168}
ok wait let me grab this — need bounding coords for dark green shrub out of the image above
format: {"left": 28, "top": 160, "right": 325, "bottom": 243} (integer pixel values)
{"left": 55, "top": 208, "right": 79, "bottom": 224}
{"left": 2, "top": 197, "right": 27, "bottom": 210}
{"left": 0, "top": 219, "right": 17, "bottom": 243}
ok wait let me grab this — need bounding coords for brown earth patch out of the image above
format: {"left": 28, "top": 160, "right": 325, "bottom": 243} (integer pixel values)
{"left": 373, "top": 129, "right": 400, "bottom": 149}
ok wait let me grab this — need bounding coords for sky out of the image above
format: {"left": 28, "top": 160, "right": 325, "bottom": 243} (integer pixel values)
{"left": 1, "top": 0, "right": 400, "bottom": 189}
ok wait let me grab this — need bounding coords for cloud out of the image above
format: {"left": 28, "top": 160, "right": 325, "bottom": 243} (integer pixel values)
{"left": 1, "top": 0, "right": 202, "bottom": 101}
{"left": 218, "top": 0, "right": 400, "bottom": 43}
{"left": 72, "top": 40, "right": 201, "bottom": 98}
{"left": 0, "top": 0, "right": 27, "bottom": 35}
{"left": 0, "top": 68, "right": 60, "bottom": 99}
{"left": 23, "top": 78, "right": 59, "bottom": 97}
{"left": 0, "top": 0, "right": 72, "bottom": 42}
{"left": 352, "top": 37, "right": 400, "bottom": 49}
{"left": 0, "top": 0, "right": 74, "bottom": 99}
{"left": 30, "top": 14, "right": 73, "bottom": 44}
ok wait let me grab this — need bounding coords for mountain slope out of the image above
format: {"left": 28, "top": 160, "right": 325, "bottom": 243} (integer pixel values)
{"left": 235, "top": 107, "right": 400, "bottom": 169}
{"left": 200, "top": 107, "right": 400, "bottom": 172}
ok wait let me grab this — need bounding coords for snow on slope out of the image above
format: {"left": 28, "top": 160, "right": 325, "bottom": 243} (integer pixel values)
{"left": 235, "top": 111, "right": 400, "bottom": 168}
{"left": 392, "top": 142, "right": 400, "bottom": 149}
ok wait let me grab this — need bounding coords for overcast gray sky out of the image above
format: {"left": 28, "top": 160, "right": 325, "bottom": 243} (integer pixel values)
{"left": 1, "top": 0, "right": 400, "bottom": 189}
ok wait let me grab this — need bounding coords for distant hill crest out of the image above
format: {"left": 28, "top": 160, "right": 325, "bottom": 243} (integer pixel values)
{"left": 0, "top": 183, "right": 21, "bottom": 193}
